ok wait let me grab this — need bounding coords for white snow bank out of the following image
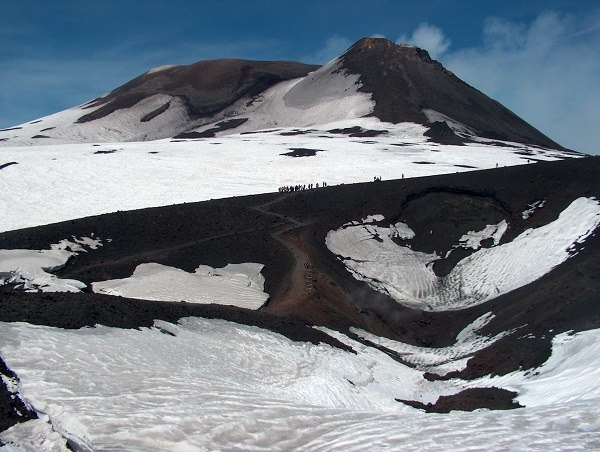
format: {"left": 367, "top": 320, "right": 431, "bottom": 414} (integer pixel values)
{"left": 327, "top": 197, "right": 600, "bottom": 310}
{"left": 350, "top": 312, "right": 511, "bottom": 374}
{"left": 0, "top": 236, "right": 106, "bottom": 292}
{"left": 0, "top": 318, "right": 432, "bottom": 449}
{"left": 92, "top": 262, "right": 269, "bottom": 309}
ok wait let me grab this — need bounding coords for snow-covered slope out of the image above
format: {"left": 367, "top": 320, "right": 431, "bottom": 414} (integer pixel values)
{"left": 183, "top": 56, "right": 376, "bottom": 135}
{"left": 0, "top": 118, "right": 576, "bottom": 233}
{"left": 0, "top": 57, "right": 375, "bottom": 146}
{"left": 0, "top": 95, "right": 192, "bottom": 146}
{"left": 1, "top": 317, "right": 599, "bottom": 450}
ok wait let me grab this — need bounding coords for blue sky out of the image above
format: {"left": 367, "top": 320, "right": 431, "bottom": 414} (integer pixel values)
{"left": 1, "top": 1, "right": 599, "bottom": 153}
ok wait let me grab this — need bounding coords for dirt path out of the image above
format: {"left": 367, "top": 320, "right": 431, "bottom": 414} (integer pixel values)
{"left": 250, "top": 194, "right": 377, "bottom": 329}
{"left": 251, "top": 194, "right": 316, "bottom": 309}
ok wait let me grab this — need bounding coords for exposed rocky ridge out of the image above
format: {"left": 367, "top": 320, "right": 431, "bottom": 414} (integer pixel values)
{"left": 339, "top": 37, "right": 562, "bottom": 149}
{"left": 0, "top": 357, "right": 37, "bottom": 433}
{"left": 77, "top": 59, "right": 319, "bottom": 123}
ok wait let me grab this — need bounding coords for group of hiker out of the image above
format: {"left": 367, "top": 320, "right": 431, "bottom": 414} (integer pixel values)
{"left": 278, "top": 175, "right": 389, "bottom": 192}
{"left": 278, "top": 182, "right": 328, "bottom": 193}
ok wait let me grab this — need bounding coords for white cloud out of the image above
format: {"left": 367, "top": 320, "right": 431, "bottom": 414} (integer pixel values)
{"left": 440, "top": 10, "right": 600, "bottom": 154}
{"left": 397, "top": 23, "right": 451, "bottom": 59}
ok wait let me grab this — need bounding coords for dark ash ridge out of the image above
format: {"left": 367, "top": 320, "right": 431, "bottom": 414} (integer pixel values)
{"left": 338, "top": 37, "right": 563, "bottom": 149}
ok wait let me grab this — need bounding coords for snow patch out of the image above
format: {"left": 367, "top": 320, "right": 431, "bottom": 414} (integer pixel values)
{"left": 92, "top": 262, "right": 269, "bottom": 309}
{"left": 343, "top": 214, "right": 385, "bottom": 227}
{"left": 390, "top": 221, "right": 416, "bottom": 240}
{"left": 422, "top": 109, "right": 475, "bottom": 136}
{"left": 0, "top": 236, "right": 107, "bottom": 292}
{"left": 458, "top": 220, "right": 507, "bottom": 250}
{"left": 146, "top": 64, "right": 178, "bottom": 74}
{"left": 522, "top": 200, "right": 546, "bottom": 219}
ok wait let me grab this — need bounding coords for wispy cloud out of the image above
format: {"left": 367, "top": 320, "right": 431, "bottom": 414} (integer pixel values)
{"left": 395, "top": 11, "right": 600, "bottom": 155}
{"left": 397, "top": 23, "right": 451, "bottom": 59}
{"left": 441, "top": 10, "right": 600, "bottom": 154}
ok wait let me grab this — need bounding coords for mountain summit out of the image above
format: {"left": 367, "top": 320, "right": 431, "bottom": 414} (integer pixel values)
{"left": 0, "top": 37, "right": 562, "bottom": 149}
{"left": 339, "top": 38, "right": 561, "bottom": 148}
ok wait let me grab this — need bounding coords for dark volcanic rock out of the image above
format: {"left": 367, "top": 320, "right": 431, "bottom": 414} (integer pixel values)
{"left": 339, "top": 37, "right": 562, "bottom": 149}
{"left": 424, "top": 121, "right": 468, "bottom": 145}
{"left": 0, "top": 162, "right": 18, "bottom": 170}
{"left": 398, "top": 387, "right": 523, "bottom": 412}
{"left": 0, "top": 357, "right": 37, "bottom": 433}
{"left": 173, "top": 118, "right": 249, "bottom": 139}
{"left": 77, "top": 60, "right": 319, "bottom": 123}
{"left": 281, "top": 148, "right": 324, "bottom": 157}
{"left": 327, "top": 126, "right": 388, "bottom": 138}
{"left": 140, "top": 101, "right": 171, "bottom": 122}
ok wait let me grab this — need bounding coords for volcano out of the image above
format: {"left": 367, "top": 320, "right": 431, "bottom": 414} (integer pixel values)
{"left": 0, "top": 38, "right": 598, "bottom": 450}
{"left": 0, "top": 38, "right": 562, "bottom": 148}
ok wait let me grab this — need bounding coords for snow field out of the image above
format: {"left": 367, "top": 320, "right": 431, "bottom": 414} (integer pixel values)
{"left": 0, "top": 118, "right": 575, "bottom": 233}
{"left": 1, "top": 318, "right": 599, "bottom": 450}
{"left": 326, "top": 197, "right": 600, "bottom": 310}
